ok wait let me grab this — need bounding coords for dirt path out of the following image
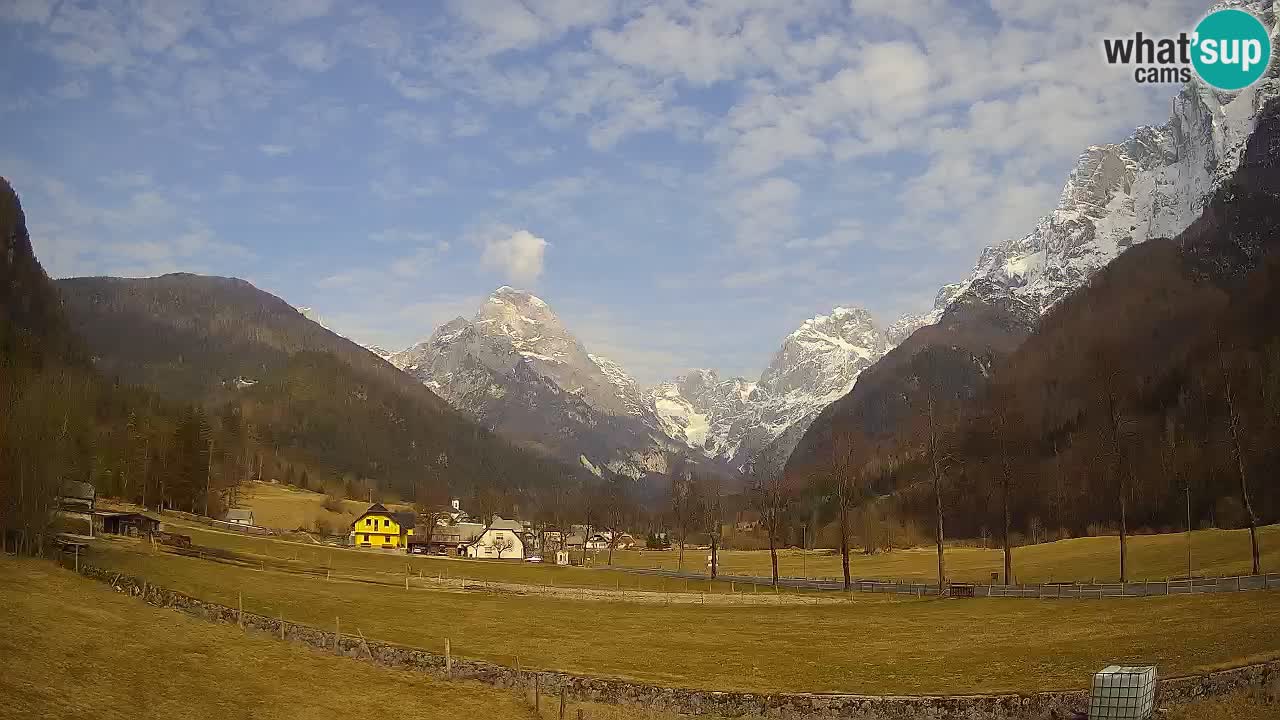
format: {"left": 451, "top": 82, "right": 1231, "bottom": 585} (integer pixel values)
{"left": 406, "top": 574, "right": 874, "bottom": 605}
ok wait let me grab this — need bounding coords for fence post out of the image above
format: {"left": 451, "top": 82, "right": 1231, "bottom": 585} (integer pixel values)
{"left": 335, "top": 616, "right": 340, "bottom": 654}
{"left": 535, "top": 673, "right": 541, "bottom": 713}
{"left": 280, "top": 611, "right": 285, "bottom": 640}
{"left": 560, "top": 685, "right": 568, "bottom": 720}
{"left": 238, "top": 592, "right": 244, "bottom": 629}
{"left": 445, "top": 638, "right": 452, "bottom": 677}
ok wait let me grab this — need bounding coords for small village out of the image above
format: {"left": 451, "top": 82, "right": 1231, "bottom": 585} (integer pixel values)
{"left": 55, "top": 480, "right": 648, "bottom": 568}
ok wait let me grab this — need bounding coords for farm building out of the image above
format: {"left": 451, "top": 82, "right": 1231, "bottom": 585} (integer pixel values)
{"left": 223, "top": 508, "right": 255, "bottom": 526}
{"left": 465, "top": 517, "right": 526, "bottom": 559}
{"left": 409, "top": 522, "right": 485, "bottom": 555}
{"left": 93, "top": 511, "right": 161, "bottom": 537}
{"left": 57, "top": 481, "right": 96, "bottom": 513}
{"left": 349, "top": 503, "right": 416, "bottom": 550}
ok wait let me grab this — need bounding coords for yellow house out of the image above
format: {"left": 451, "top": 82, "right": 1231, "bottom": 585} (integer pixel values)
{"left": 350, "top": 503, "right": 416, "bottom": 549}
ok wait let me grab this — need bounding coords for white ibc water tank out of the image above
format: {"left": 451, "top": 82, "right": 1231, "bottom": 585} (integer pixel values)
{"left": 1088, "top": 665, "right": 1157, "bottom": 720}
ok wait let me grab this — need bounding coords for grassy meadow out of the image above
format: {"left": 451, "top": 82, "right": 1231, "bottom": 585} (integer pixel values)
{"left": 0, "top": 556, "right": 535, "bottom": 720}
{"left": 78, "top": 536, "right": 1280, "bottom": 696}
{"left": 607, "top": 524, "right": 1280, "bottom": 583}
{"left": 235, "top": 482, "right": 410, "bottom": 532}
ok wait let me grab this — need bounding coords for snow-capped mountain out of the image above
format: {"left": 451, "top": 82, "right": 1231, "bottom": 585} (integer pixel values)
{"left": 387, "top": 287, "right": 679, "bottom": 478}
{"left": 647, "top": 306, "right": 890, "bottom": 470}
{"left": 379, "top": 289, "right": 890, "bottom": 478}
{"left": 898, "top": 12, "right": 1280, "bottom": 335}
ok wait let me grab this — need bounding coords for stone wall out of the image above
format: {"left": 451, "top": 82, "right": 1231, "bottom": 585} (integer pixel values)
{"left": 74, "top": 563, "right": 1279, "bottom": 719}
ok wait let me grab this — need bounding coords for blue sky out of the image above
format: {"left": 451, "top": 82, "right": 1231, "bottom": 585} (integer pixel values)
{"left": 2, "top": 0, "right": 1209, "bottom": 384}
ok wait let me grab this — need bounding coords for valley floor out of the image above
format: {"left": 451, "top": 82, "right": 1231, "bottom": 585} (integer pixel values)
{"left": 0, "top": 556, "right": 535, "bottom": 720}
{"left": 607, "top": 524, "right": 1280, "bottom": 584}
{"left": 78, "top": 533, "right": 1280, "bottom": 697}
{"left": 4, "top": 554, "right": 1278, "bottom": 719}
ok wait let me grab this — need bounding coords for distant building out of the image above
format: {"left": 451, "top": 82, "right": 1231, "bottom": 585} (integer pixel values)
{"left": 411, "top": 522, "right": 485, "bottom": 555}
{"left": 350, "top": 503, "right": 416, "bottom": 550}
{"left": 93, "top": 511, "right": 161, "bottom": 537}
{"left": 585, "top": 531, "right": 636, "bottom": 550}
{"left": 223, "top": 508, "right": 254, "bottom": 526}
{"left": 465, "top": 517, "right": 526, "bottom": 559}
{"left": 57, "top": 481, "right": 96, "bottom": 514}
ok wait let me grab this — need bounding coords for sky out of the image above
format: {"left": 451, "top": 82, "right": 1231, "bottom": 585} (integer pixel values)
{"left": 2, "top": 0, "right": 1213, "bottom": 385}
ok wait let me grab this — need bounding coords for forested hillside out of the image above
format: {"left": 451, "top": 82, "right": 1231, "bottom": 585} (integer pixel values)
{"left": 55, "top": 274, "right": 583, "bottom": 512}
{"left": 1, "top": 176, "right": 103, "bottom": 552}
{"left": 785, "top": 102, "right": 1280, "bottom": 578}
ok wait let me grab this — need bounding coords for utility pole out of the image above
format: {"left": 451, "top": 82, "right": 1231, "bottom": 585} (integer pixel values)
{"left": 801, "top": 523, "right": 808, "bottom": 580}
{"left": 1186, "top": 484, "right": 1193, "bottom": 579}
{"left": 204, "top": 436, "right": 214, "bottom": 518}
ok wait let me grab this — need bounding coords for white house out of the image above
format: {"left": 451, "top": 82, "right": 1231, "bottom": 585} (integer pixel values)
{"left": 465, "top": 517, "right": 526, "bottom": 559}
{"left": 584, "top": 531, "right": 636, "bottom": 550}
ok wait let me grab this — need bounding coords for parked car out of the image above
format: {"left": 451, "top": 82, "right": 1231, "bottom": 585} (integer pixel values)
{"left": 525, "top": 555, "right": 543, "bottom": 563}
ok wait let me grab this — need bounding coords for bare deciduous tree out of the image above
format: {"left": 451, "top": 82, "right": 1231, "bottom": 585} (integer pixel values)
{"left": 1219, "top": 342, "right": 1262, "bottom": 575}
{"left": 829, "top": 425, "right": 870, "bottom": 591}
{"left": 491, "top": 534, "right": 513, "bottom": 559}
{"left": 748, "top": 460, "right": 793, "bottom": 588}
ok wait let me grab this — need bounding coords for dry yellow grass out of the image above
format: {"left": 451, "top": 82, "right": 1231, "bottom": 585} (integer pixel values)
{"left": 83, "top": 538, "right": 1280, "bottom": 696}
{"left": 0, "top": 556, "right": 535, "bottom": 720}
{"left": 609, "top": 524, "right": 1280, "bottom": 583}
{"left": 235, "top": 482, "right": 410, "bottom": 532}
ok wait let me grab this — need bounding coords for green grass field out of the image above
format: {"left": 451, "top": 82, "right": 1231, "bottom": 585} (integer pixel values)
{"left": 0, "top": 556, "right": 536, "bottom": 720}
{"left": 607, "top": 525, "right": 1280, "bottom": 583}
{"left": 79, "top": 536, "right": 1280, "bottom": 696}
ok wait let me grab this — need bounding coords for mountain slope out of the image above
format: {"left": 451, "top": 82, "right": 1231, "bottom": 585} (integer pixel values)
{"left": 792, "top": 15, "right": 1280, "bottom": 479}
{"left": 55, "top": 274, "right": 576, "bottom": 501}
{"left": 0, "top": 177, "right": 80, "bottom": 370}
{"left": 389, "top": 287, "right": 686, "bottom": 478}
{"left": 898, "top": 20, "right": 1280, "bottom": 336}
{"left": 795, "top": 99, "right": 1280, "bottom": 539}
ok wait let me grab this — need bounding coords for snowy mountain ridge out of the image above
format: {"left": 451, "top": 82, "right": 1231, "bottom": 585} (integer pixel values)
{"left": 374, "top": 2, "right": 1280, "bottom": 479}
{"left": 890, "top": 10, "right": 1280, "bottom": 338}
{"left": 646, "top": 305, "right": 890, "bottom": 469}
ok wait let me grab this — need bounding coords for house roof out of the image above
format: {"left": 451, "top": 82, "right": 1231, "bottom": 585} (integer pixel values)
{"left": 488, "top": 516, "right": 523, "bottom": 532}
{"left": 351, "top": 503, "right": 417, "bottom": 530}
{"left": 224, "top": 508, "right": 254, "bottom": 522}
{"left": 59, "top": 481, "right": 95, "bottom": 501}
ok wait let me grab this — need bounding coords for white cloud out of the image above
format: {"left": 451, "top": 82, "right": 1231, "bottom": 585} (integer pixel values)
{"left": 259, "top": 144, "right": 294, "bottom": 157}
{"left": 481, "top": 229, "right": 548, "bottom": 284}
{"left": 1, "top": 0, "right": 54, "bottom": 24}
{"left": 729, "top": 176, "right": 800, "bottom": 249}
{"left": 281, "top": 38, "right": 336, "bottom": 71}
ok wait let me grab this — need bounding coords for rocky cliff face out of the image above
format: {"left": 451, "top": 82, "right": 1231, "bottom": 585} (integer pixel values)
{"left": 902, "top": 41, "right": 1280, "bottom": 333}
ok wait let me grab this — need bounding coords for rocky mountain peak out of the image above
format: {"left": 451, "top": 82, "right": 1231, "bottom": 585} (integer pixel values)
{"left": 648, "top": 304, "right": 889, "bottom": 469}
